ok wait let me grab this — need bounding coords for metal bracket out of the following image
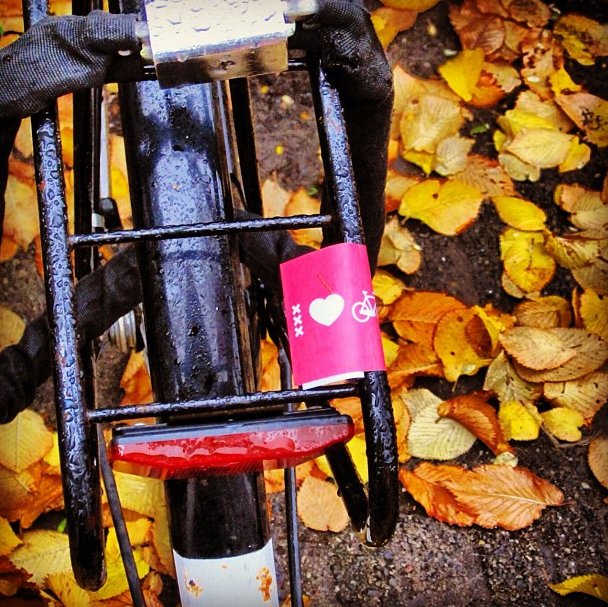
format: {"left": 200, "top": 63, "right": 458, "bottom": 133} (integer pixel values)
{"left": 141, "top": 0, "right": 317, "bottom": 88}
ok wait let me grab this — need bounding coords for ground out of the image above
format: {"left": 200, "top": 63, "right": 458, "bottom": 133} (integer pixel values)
{"left": 0, "top": 1, "right": 607, "bottom": 606}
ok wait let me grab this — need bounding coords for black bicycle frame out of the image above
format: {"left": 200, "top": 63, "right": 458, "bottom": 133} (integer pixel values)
{"left": 25, "top": 0, "right": 400, "bottom": 600}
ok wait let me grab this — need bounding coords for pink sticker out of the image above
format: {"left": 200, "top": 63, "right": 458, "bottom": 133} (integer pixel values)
{"left": 280, "top": 243, "right": 386, "bottom": 389}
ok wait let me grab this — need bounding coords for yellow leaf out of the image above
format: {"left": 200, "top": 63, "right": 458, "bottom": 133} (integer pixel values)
{"left": 588, "top": 436, "right": 608, "bottom": 490}
{"left": 119, "top": 351, "right": 153, "bottom": 406}
{"left": 13, "top": 117, "right": 33, "bottom": 159}
{"left": 0, "top": 464, "right": 41, "bottom": 518}
{"left": 556, "top": 93, "right": 608, "bottom": 147}
{"left": 0, "top": 516, "right": 22, "bottom": 556}
{"left": 580, "top": 289, "right": 608, "bottom": 341}
{"left": 403, "top": 388, "right": 477, "bottom": 460}
{"left": 541, "top": 407, "right": 584, "bottom": 442}
{"left": 499, "top": 228, "right": 555, "bottom": 293}
{"left": 388, "top": 341, "right": 443, "bottom": 380}
{"left": 492, "top": 196, "right": 546, "bottom": 230}
{"left": 497, "top": 108, "right": 560, "bottom": 136}
{"left": 0, "top": 305, "right": 24, "bottom": 350}
{"left": 0, "top": 411, "right": 53, "bottom": 474}
{"left": 2, "top": 171, "right": 39, "bottom": 258}
{"left": 262, "top": 178, "right": 290, "bottom": 218}
{"left": 43, "top": 432, "right": 61, "bottom": 474}
{"left": 346, "top": 435, "right": 368, "bottom": 484}
{"left": 10, "top": 529, "right": 71, "bottom": 586}
{"left": 110, "top": 135, "right": 132, "bottom": 228}
{"left": 148, "top": 503, "right": 175, "bottom": 577}
{"left": 297, "top": 476, "right": 348, "bottom": 533}
{"left": 573, "top": 259, "right": 608, "bottom": 295}
{"left": 544, "top": 232, "right": 601, "bottom": 270}
{"left": 508, "top": 328, "right": 608, "bottom": 382}
{"left": 285, "top": 188, "right": 322, "bottom": 248}
{"left": 443, "top": 464, "right": 563, "bottom": 531}
{"left": 385, "top": 170, "right": 419, "bottom": 213}
{"left": 514, "top": 90, "right": 574, "bottom": 133}
{"left": 373, "top": 269, "right": 406, "bottom": 305}
{"left": 438, "top": 48, "right": 485, "bottom": 102}
{"left": 498, "top": 401, "right": 541, "bottom": 441}
{"left": 381, "top": 0, "right": 442, "bottom": 11}
{"left": 498, "top": 151, "right": 541, "bottom": 182}
{"left": 382, "top": 335, "right": 400, "bottom": 368}
{"left": 513, "top": 296, "right": 572, "bottom": 329}
{"left": 549, "top": 574, "right": 608, "bottom": 602}
{"left": 549, "top": 65, "right": 582, "bottom": 95}
{"left": 399, "top": 179, "right": 484, "bottom": 235}
{"left": 110, "top": 472, "right": 164, "bottom": 519}
{"left": 46, "top": 572, "right": 91, "bottom": 607}
{"left": 544, "top": 372, "right": 608, "bottom": 424}
{"left": 554, "top": 14, "right": 608, "bottom": 66}
{"left": 505, "top": 128, "right": 575, "bottom": 169}
{"left": 434, "top": 308, "right": 493, "bottom": 383}
{"left": 371, "top": 7, "right": 417, "bottom": 49}
{"left": 378, "top": 215, "right": 422, "bottom": 274}
{"left": 484, "top": 352, "right": 542, "bottom": 405}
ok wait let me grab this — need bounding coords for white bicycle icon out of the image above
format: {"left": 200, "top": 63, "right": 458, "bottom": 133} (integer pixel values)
{"left": 351, "top": 290, "right": 377, "bottom": 323}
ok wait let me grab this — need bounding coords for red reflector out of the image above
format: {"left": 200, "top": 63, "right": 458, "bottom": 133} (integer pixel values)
{"left": 108, "top": 412, "right": 354, "bottom": 479}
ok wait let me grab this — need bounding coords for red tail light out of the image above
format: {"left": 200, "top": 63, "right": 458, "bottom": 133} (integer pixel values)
{"left": 108, "top": 410, "right": 354, "bottom": 479}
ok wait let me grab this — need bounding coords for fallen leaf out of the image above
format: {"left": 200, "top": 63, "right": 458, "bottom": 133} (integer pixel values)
{"left": 0, "top": 464, "right": 41, "bottom": 518}
{"left": 434, "top": 308, "right": 493, "bottom": 383}
{"left": 572, "top": 259, "right": 608, "bottom": 295}
{"left": 120, "top": 351, "right": 153, "bottom": 406}
{"left": 544, "top": 232, "right": 601, "bottom": 270}
{"left": 0, "top": 516, "right": 22, "bottom": 556}
{"left": 498, "top": 401, "right": 541, "bottom": 441}
{"left": 513, "top": 296, "right": 572, "bottom": 329}
{"left": 438, "top": 48, "right": 485, "bottom": 102}
{"left": 554, "top": 14, "right": 608, "bottom": 66}
{"left": 373, "top": 269, "right": 407, "bottom": 306}
{"left": 492, "top": 196, "right": 546, "bottom": 231}
{"left": 5, "top": 473, "right": 64, "bottom": 529}
{"left": 544, "top": 372, "right": 608, "bottom": 424}
{"left": 380, "top": 0, "right": 442, "bottom": 11}
{"left": 378, "top": 215, "right": 422, "bottom": 274}
{"left": 403, "top": 388, "right": 477, "bottom": 460}
{"left": 484, "top": 352, "right": 542, "bottom": 405}
{"left": 297, "top": 476, "right": 348, "bottom": 533}
{"left": 399, "top": 179, "right": 484, "bottom": 235}
{"left": 549, "top": 574, "right": 608, "bottom": 602}
{"left": 389, "top": 291, "right": 466, "bottom": 346}
{"left": 579, "top": 289, "right": 608, "bottom": 341}
{"left": 444, "top": 464, "right": 563, "bottom": 530}
{"left": 385, "top": 170, "right": 419, "bottom": 212}
{"left": 399, "top": 464, "right": 476, "bottom": 526}
{"left": 556, "top": 93, "right": 608, "bottom": 147}
{"left": 541, "top": 407, "right": 585, "bottom": 442}
{"left": 285, "top": 188, "right": 322, "bottom": 248}
{"left": 389, "top": 341, "right": 444, "bottom": 380}
{"left": 499, "top": 228, "right": 555, "bottom": 294}
{"left": 505, "top": 128, "right": 578, "bottom": 169}
{"left": 505, "top": 328, "right": 608, "bottom": 382}
{"left": 371, "top": 7, "right": 417, "bottom": 49}
{"left": 438, "top": 392, "right": 512, "bottom": 455}
{"left": 452, "top": 154, "right": 515, "bottom": 198}
{"left": 588, "top": 436, "right": 608, "bottom": 490}
{"left": 45, "top": 572, "right": 91, "bottom": 607}
{"left": 0, "top": 305, "right": 24, "bottom": 350}
{"left": 262, "top": 178, "right": 291, "bottom": 218}
{"left": 0, "top": 410, "right": 53, "bottom": 474}
{"left": 110, "top": 472, "right": 164, "bottom": 519}
{"left": 514, "top": 90, "right": 575, "bottom": 133}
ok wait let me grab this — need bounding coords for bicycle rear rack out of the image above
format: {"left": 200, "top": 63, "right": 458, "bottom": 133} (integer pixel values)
{"left": 24, "top": 0, "right": 399, "bottom": 600}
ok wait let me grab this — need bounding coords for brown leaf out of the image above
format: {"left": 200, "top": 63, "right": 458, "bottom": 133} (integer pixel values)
{"left": 543, "top": 372, "right": 608, "bottom": 424}
{"left": 483, "top": 352, "right": 542, "bottom": 405}
{"left": 443, "top": 464, "right": 564, "bottom": 530}
{"left": 438, "top": 392, "right": 513, "bottom": 455}
{"left": 399, "top": 464, "right": 476, "bottom": 527}
{"left": 588, "top": 436, "right": 608, "bottom": 490}
{"left": 513, "top": 296, "right": 572, "bottom": 329}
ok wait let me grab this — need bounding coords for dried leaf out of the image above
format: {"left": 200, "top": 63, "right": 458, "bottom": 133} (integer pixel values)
{"left": 580, "top": 290, "right": 608, "bottom": 341}
{"left": 10, "top": 530, "right": 71, "bottom": 586}
{"left": 507, "top": 328, "right": 608, "bottom": 382}
{"left": 0, "top": 464, "right": 41, "bottom": 518}
{"left": 438, "top": 392, "right": 512, "bottom": 455}
{"left": 399, "top": 179, "right": 484, "bottom": 235}
{"left": 378, "top": 216, "right": 422, "bottom": 274}
{"left": 0, "top": 516, "right": 22, "bottom": 556}
{"left": 46, "top": 572, "right": 91, "bottom": 607}
{"left": 588, "top": 436, "right": 608, "bottom": 490}
{"left": 498, "top": 401, "right": 541, "bottom": 441}
{"left": 385, "top": 170, "right": 419, "bottom": 212}
{"left": 541, "top": 408, "right": 584, "bottom": 442}
{"left": 572, "top": 259, "right": 608, "bottom": 295}
{"left": 544, "top": 232, "right": 601, "bottom": 270}
{"left": 555, "top": 14, "right": 608, "bottom": 65}
{"left": 443, "top": 464, "right": 563, "bottom": 530}
{"left": 373, "top": 269, "right": 406, "bottom": 306}
{"left": 120, "top": 351, "right": 153, "bottom": 406}
{"left": 110, "top": 472, "right": 164, "bottom": 519}
{"left": 549, "top": 574, "right": 608, "bottom": 602}
{"left": 399, "top": 464, "right": 476, "bottom": 526}
{"left": 505, "top": 128, "right": 577, "bottom": 169}
{"left": 0, "top": 410, "right": 53, "bottom": 474}
{"left": 544, "top": 372, "right": 608, "bottom": 423}
{"left": 500, "top": 228, "right": 555, "bottom": 294}
{"left": 285, "top": 188, "right": 322, "bottom": 248}
{"left": 388, "top": 341, "right": 444, "bottom": 380}
{"left": 297, "top": 476, "right": 348, "bottom": 533}
{"left": 1, "top": 171, "right": 38, "bottom": 261}
{"left": 371, "top": 7, "right": 417, "bottom": 49}
{"left": 492, "top": 196, "right": 546, "bottom": 231}
{"left": 513, "top": 296, "right": 572, "bottom": 329}
{"left": 514, "top": 90, "right": 575, "bottom": 133}
{"left": 381, "top": 0, "right": 442, "bottom": 10}
{"left": 0, "top": 305, "right": 24, "bottom": 350}
{"left": 484, "top": 352, "right": 542, "bottom": 404}
{"left": 434, "top": 308, "right": 493, "bottom": 383}
{"left": 452, "top": 154, "right": 515, "bottom": 198}
{"left": 438, "top": 48, "right": 485, "bottom": 102}
{"left": 556, "top": 93, "right": 608, "bottom": 147}
{"left": 389, "top": 291, "right": 466, "bottom": 346}
{"left": 262, "top": 178, "right": 290, "bottom": 218}
{"left": 403, "top": 389, "right": 477, "bottom": 460}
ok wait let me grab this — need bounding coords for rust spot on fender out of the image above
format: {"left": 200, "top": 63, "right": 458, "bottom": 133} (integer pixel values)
{"left": 256, "top": 566, "right": 273, "bottom": 602}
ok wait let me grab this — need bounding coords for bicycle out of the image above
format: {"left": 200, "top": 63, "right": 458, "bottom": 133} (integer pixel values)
{"left": 22, "top": 0, "right": 399, "bottom": 604}
{"left": 352, "top": 290, "right": 378, "bottom": 323}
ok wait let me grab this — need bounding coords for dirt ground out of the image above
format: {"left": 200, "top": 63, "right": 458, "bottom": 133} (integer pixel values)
{"left": 0, "top": 1, "right": 607, "bottom": 606}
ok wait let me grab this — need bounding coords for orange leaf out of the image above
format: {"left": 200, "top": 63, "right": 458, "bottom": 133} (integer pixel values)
{"left": 297, "top": 476, "right": 348, "bottom": 533}
{"left": 120, "top": 351, "right": 153, "bottom": 406}
{"left": 443, "top": 464, "right": 564, "bottom": 530}
{"left": 588, "top": 436, "right": 608, "bottom": 490}
{"left": 399, "top": 464, "right": 476, "bottom": 527}
{"left": 438, "top": 393, "right": 513, "bottom": 455}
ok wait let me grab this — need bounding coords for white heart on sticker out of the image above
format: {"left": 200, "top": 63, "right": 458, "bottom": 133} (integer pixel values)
{"left": 309, "top": 294, "right": 345, "bottom": 327}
